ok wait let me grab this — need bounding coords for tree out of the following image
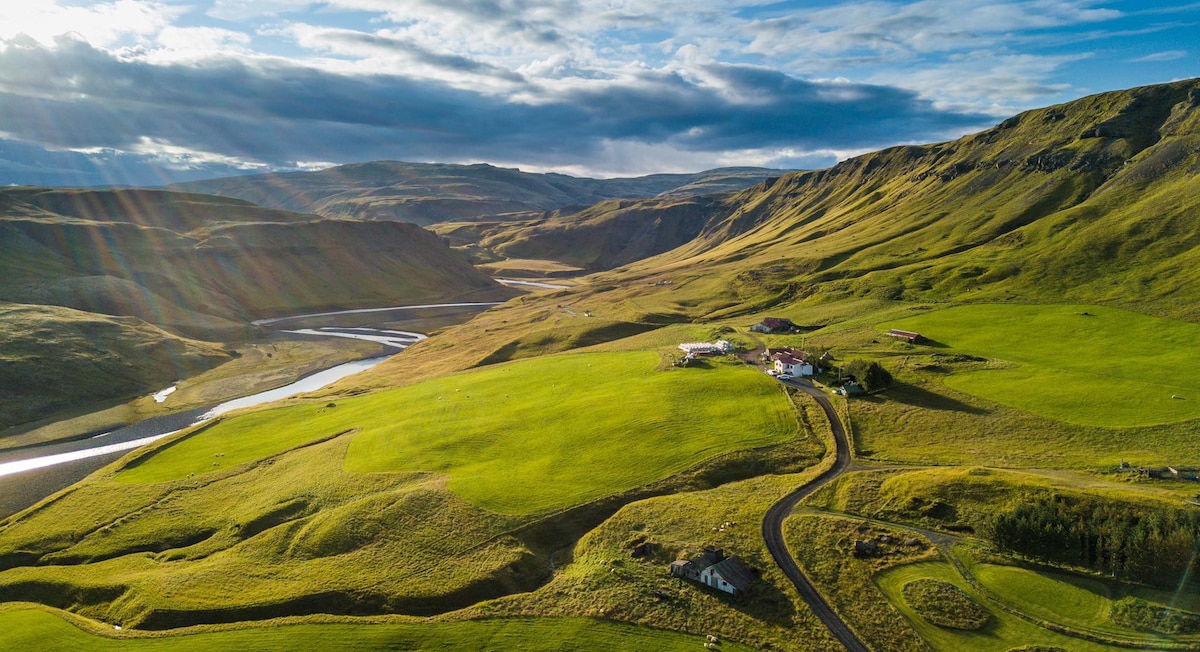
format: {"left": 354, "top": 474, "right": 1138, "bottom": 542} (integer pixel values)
{"left": 844, "top": 359, "right": 893, "bottom": 392}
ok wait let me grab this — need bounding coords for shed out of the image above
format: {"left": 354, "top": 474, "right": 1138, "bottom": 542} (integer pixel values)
{"left": 886, "top": 329, "right": 924, "bottom": 343}
{"left": 751, "top": 317, "right": 796, "bottom": 334}
{"left": 700, "top": 556, "right": 757, "bottom": 596}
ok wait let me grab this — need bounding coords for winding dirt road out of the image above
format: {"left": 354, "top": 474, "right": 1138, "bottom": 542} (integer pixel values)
{"left": 762, "top": 381, "right": 870, "bottom": 652}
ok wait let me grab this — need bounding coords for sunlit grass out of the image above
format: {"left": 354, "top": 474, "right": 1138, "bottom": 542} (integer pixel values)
{"left": 120, "top": 351, "right": 796, "bottom": 514}
{"left": 889, "top": 304, "right": 1200, "bottom": 426}
{"left": 0, "top": 608, "right": 751, "bottom": 651}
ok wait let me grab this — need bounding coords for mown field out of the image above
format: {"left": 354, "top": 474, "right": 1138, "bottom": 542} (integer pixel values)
{"left": 888, "top": 304, "right": 1200, "bottom": 427}
{"left": 121, "top": 351, "right": 795, "bottom": 514}
{"left": 0, "top": 607, "right": 752, "bottom": 651}
{"left": 970, "top": 562, "right": 1200, "bottom": 643}
{"left": 874, "top": 561, "right": 1121, "bottom": 651}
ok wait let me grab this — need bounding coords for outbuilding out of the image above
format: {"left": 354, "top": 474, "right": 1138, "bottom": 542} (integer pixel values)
{"left": 886, "top": 329, "right": 924, "bottom": 343}
{"left": 750, "top": 317, "right": 796, "bottom": 334}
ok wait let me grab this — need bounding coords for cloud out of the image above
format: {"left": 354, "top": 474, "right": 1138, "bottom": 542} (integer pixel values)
{"left": 1131, "top": 50, "right": 1188, "bottom": 63}
{"left": 0, "top": 36, "right": 990, "bottom": 184}
{"left": 283, "top": 24, "right": 526, "bottom": 83}
{"left": 0, "top": 0, "right": 179, "bottom": 47}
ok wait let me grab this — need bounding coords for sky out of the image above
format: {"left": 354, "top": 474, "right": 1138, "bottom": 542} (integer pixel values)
{"left": 0, "top": 0, "right": 1195, "bottom": 186}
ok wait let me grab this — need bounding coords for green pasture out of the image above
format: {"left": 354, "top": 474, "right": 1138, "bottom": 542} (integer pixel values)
{"left": 889, "top": 304, "right": 1200, "bottom": 427}
{"left": 0, "top": 608, "right": 750, "bottom": 651}
{"left": 874, "top": 562, "right": 1119, "bottom": 651}
{"left": 972, "top": 563, "right": 1200, "bottom": 643}
{"left": 120, "top": 351, "right": 795, "bottom": 514}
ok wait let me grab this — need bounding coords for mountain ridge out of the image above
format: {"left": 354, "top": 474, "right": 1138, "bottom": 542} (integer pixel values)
{"left": 449, "top": 78, "right": 1200, "bottom": 320}
{"left": 170, "top": 162, "right": 788, "bottom": 226}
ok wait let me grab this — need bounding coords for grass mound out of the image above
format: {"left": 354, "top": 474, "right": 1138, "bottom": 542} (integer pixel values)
{"left": 1110, "top": 596, "right": 1200, "bottom": 635}
{"left": 120, "top": 351, "right": 796, "bottom": 514}
{"left": 888, "top": 304, "right": 1200, "bottom": 427}
{"left": 0, "top": 302, "right": 231, "bottom": 432}
{"left": 901, "top": 579, "right": 990, "bottom": 630}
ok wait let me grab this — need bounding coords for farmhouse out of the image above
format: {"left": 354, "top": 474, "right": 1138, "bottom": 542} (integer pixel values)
{"left": 765, "top": 347, "right": 815, "bottom": 377}
{"left": 773, "top": 354, "right": 814, "bottom": 378}
{"left": 750, "top": 317, "right": 796, "bottom": 334}
{"left": 678, "top": 340, "right": 734, "bottom": 356}
{"left": 886, "top": 329, "right": 924, "bottom": 343}
{"left": 669, "top": 547, "right": 757, "bottom": 596}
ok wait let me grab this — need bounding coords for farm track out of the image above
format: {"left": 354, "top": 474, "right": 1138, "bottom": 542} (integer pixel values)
{"left": 762, "top": 381, "right": 870, "bottom": 652}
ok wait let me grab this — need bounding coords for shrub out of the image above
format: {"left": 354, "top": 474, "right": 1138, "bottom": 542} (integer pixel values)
{"left": 901, "top": 579, "right": 990, "bottom": 630}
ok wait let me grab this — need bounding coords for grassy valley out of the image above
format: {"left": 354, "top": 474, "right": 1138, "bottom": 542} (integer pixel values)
{"left": 0, "top": 186, "right": 512, "bottom": 435}
{"left": 4, "top": 79, "right": 1200, "bottom": 651}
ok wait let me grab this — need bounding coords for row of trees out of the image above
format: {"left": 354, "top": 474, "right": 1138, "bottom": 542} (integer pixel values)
{"left": 988, "top": 493, "right": 1200, "bottom": 588}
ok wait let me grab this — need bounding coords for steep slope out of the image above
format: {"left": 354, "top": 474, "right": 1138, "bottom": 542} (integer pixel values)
{"left": 483, "top": 196, "right": 729, "bottom": 271}
{"left": 655, "top": 79, "right": 1200, "bottom": 318}
{"left": 457, "top": 79, "right": 1200, "bottom": 321}
{"left": 0, "top": 303, "right": 232, "bottom": 430}
{"left": 170, "top": 162, "right": 784, "bottom": 226}
{"left": 0, "top": 188, "right": 513, "bottom": 336}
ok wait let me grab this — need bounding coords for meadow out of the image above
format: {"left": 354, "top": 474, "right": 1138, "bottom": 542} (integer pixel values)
{"left": 888, "top": 303, "right": 1200, "bottom": 427}
{"left": 119, "top": 351, "right": 795, "bottom": 514}
{"left": 0, "top": 607, "right": 752, "bottom": 651}
{"left": 874, "top": 561, "right": 1121, "bottom": 651}
{"left": 970, "top": 562, "right": 1200, "bottom": 643}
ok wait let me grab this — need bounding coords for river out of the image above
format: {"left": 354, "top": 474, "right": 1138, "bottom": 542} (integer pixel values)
{"left": 0, "top": 304, "right": 487, "bottom": 517}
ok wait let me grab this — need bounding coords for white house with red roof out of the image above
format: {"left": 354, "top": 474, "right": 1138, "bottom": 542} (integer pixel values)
{"left": 772, "top": 353, "right": 813, "bottom": 377}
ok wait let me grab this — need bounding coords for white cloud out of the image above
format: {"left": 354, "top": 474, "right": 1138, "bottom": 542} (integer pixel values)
{"left": 0, "top": 0, "right": 181, "bottom": 48}
{"left": 876, "top": 51, "right": 1091, "bottom": 114}
{"left": 126, "top": 137, "right": 269, "bottom": 171}
{"left": 154, "top": 26, "right": 253, "bottom": 58}
{"left": 1131, "top": 50, "right": 1188, "bottom": 63}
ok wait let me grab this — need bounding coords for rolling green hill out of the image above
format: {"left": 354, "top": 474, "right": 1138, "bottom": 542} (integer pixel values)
{"left": 7, "top": 79, "right": 1200, "bottom": 650}
{"left": 171, "top": 162, "right": 784, "bottom": 226}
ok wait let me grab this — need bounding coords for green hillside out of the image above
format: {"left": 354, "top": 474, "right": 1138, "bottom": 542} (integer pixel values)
{"left": 6, "top": 80, "right": 1200, "bottom": 650}
{"left": 0, "top": 303, "right": 232, "bottom": 430}
{"left": 453, "top": 79, "right": 1200, "bottom": 320}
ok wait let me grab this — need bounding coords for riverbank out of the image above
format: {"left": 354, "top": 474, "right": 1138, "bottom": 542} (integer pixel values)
{"left": 0, "top": 302, "right": 499, "bottom": 518}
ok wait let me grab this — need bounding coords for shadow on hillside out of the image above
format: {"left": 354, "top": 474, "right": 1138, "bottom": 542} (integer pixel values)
{"left": 881, "top": 383, "right": 989, "bottom": 415}
{"left": 917, "top": 338, "right": 950, "bottom": 349}
{"left": 721, "top": 573, "right": 798, "bottom": 625}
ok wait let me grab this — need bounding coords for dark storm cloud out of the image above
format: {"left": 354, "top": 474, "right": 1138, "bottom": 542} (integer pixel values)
{"left": 0, "top": 36, "right": 991, "bottom": 185}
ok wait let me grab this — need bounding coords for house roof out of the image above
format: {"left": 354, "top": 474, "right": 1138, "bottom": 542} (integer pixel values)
{"left": 761, "top": 317, "right": 794, "bottom": 328}
{"left": 708, "top": 556, "right": 757, "bottom": 591}
{"left": 887, "top": 329, "right": 922, "bottom": 339}
{"left": 774, "top": 354, "right": 804, "bottom": 365}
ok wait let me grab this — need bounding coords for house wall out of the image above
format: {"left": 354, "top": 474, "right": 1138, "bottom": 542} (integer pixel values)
{"left": 698, "top": 568, "right": 736, "bottom": 594}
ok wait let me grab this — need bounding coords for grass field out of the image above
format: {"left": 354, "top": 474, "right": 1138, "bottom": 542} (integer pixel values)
{"left": 875, "top": 562, "right": 1121, "bottom": 651}
{"left": 888, "top": 304, "right": 1200, "bottom": 427}
{"left": 808, "top": 467, "right": 1195, "bottom": 537}
{"left": 971, "top": 562, "right": 1200, "bottom": 644}
{"left": 120, "top": 351, "right": 796, "bottom": 514}
{"left": 0, "top": 608, "right": 752, "bottom": 651}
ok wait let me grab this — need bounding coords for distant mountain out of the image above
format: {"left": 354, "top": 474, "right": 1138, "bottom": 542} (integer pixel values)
{"left": 169, "top": 162, "right": 787, "bottom": 226}
{"left": 461, "top": 79, "right": 1200, "bottom": 320}
{"left": 0, "top": 187, "right": 513, "bottom": 338}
